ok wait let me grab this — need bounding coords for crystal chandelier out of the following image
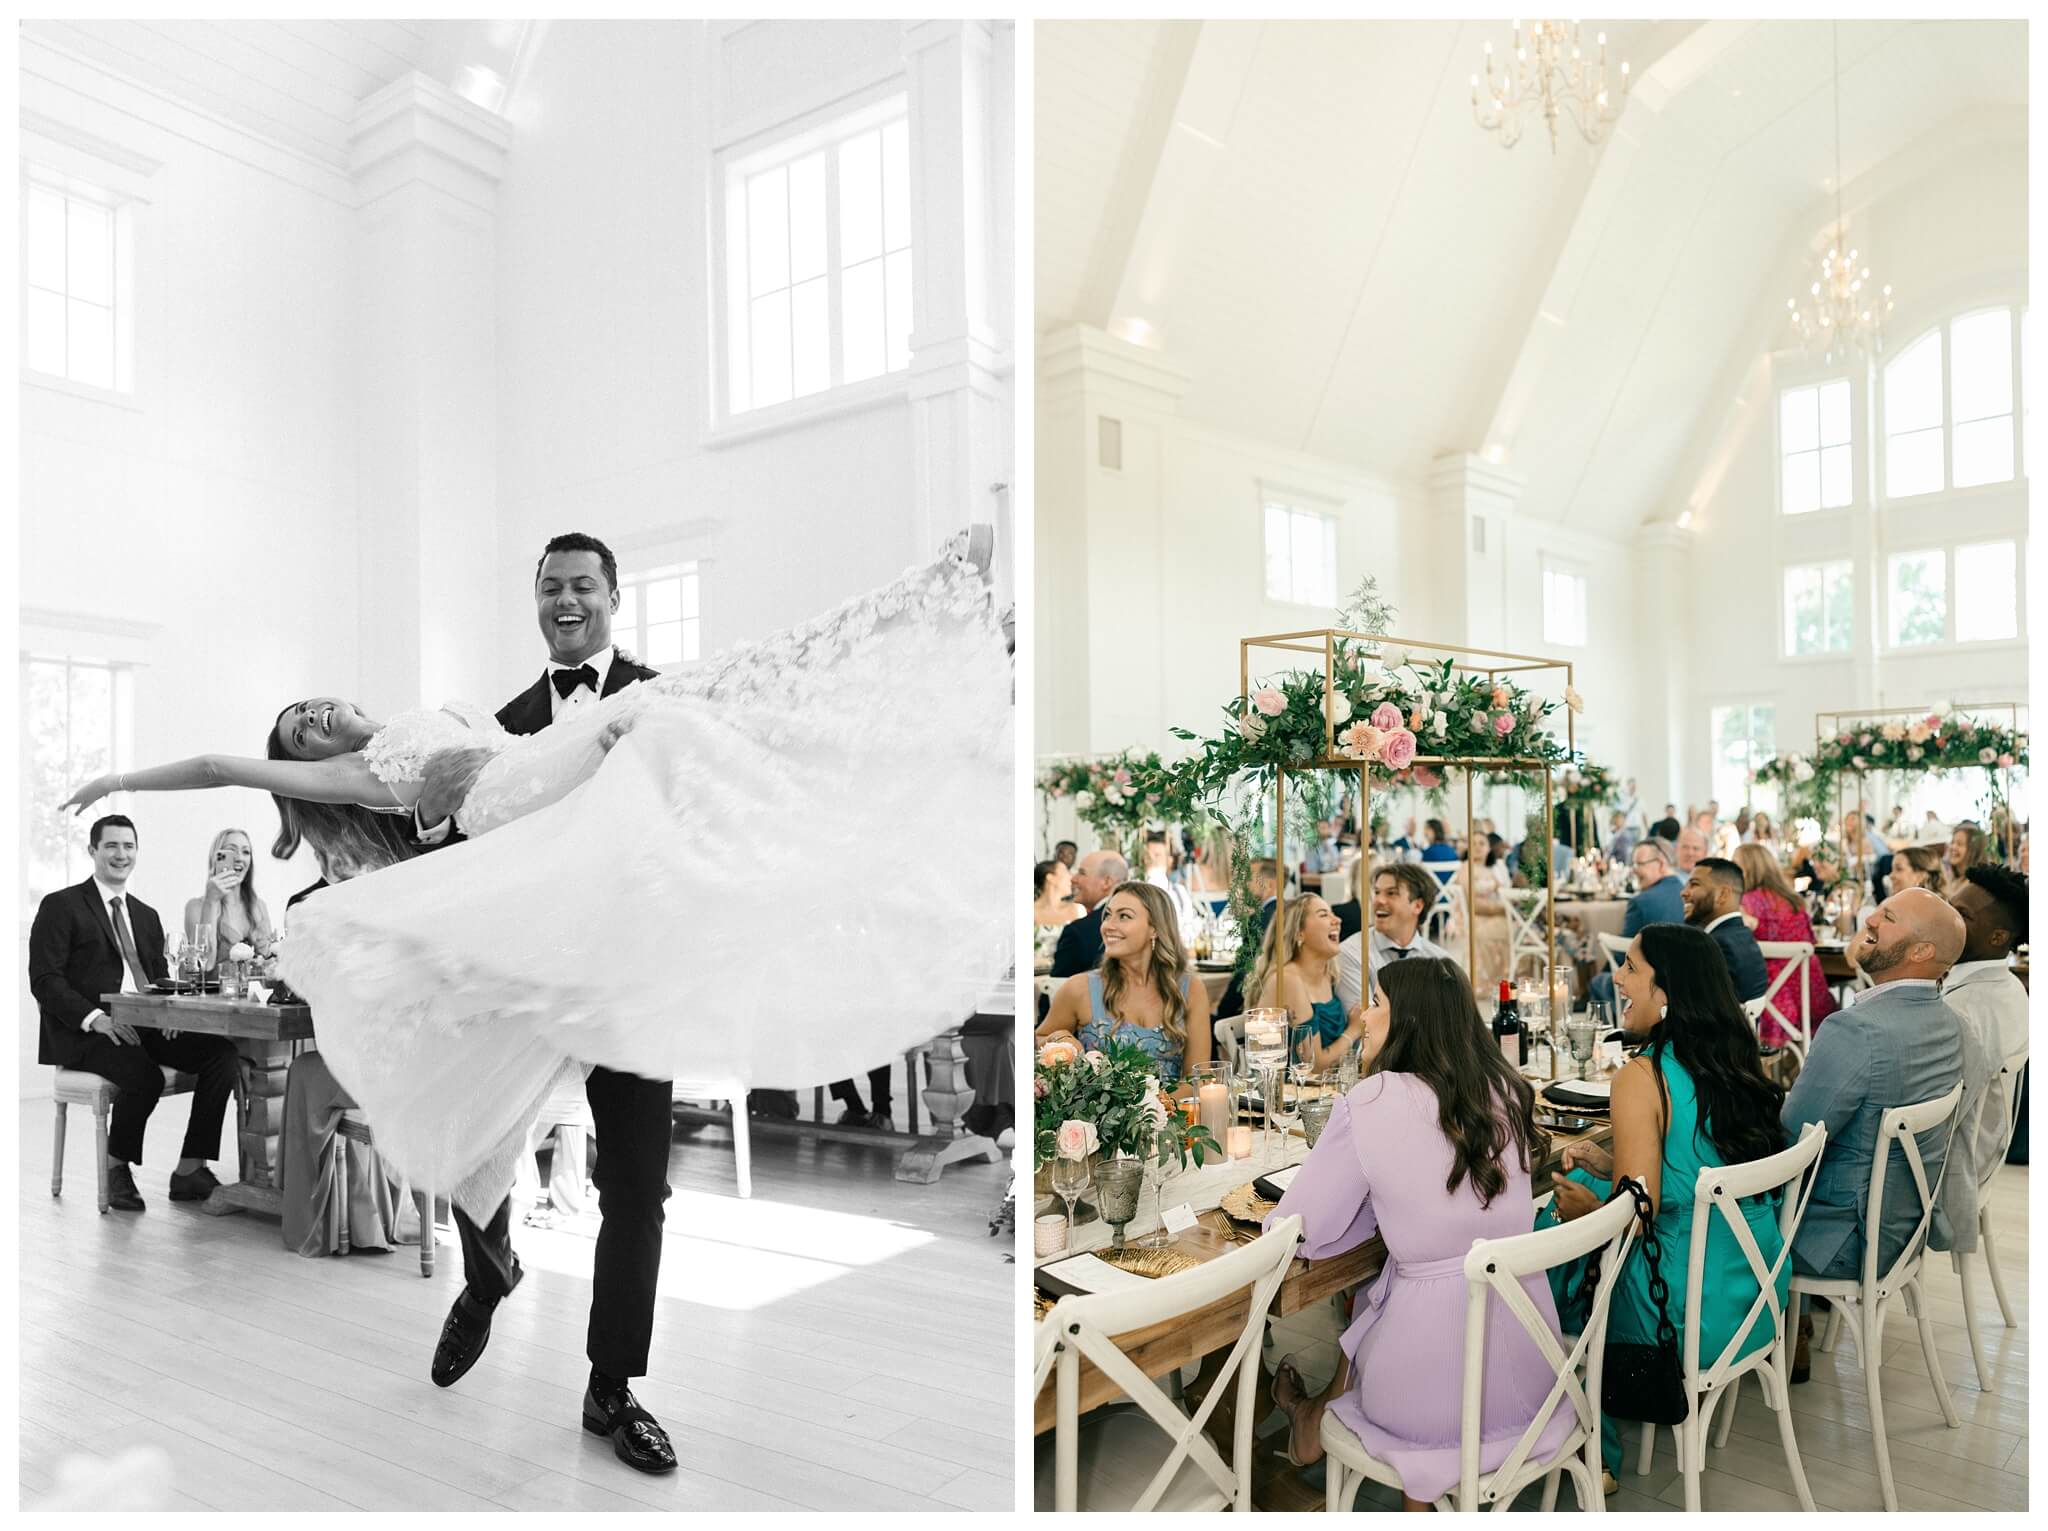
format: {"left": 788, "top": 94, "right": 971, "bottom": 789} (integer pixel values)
{"left": 1470, "top": 21, "right": 1630, "bottom": 155}
{"left": 1786, "top": 25, "right": 1893, "bottom": 362}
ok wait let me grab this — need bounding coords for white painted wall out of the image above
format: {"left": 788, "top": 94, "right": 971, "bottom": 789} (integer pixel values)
{"left": 20, "top": 38, "right": 361, "bottom": 1091}
{"left": 1675, "top": 140, "right": 2029, "bottom": 815}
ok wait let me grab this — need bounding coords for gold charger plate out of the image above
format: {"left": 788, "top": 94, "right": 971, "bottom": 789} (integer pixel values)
{"left": 1218, "top": 1182, "right": 1276, "bottom": 1226}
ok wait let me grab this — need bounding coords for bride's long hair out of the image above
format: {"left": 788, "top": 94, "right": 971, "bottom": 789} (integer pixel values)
{"left": 265, "top": 711, "right": 418, "bottom": 879}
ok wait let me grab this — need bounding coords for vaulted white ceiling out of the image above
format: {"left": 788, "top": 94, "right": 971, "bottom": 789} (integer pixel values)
{"left": 1037, "top": 19, "right": 2028, "bottom": 537}
{"left": 20, "top": 20, "right": 538, "bottom": 168}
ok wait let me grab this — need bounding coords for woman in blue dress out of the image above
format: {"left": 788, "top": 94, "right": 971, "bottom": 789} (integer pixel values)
{"left": 1036, "top": 880, "right": 1209, "bottom": 1085}
{"left": 1538, "top": 922, "right": 1790, "bottom": 1486}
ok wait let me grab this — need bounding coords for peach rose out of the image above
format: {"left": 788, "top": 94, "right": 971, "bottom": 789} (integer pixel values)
{"left": 1039, "top": 1039, "right": 1080, "bottom": 1069}
{"left": 1491, "top": 685, "right": 1511, "bottom": 708}
{"left": 1338, "top": 722, "right": 1385, "bottom": 760}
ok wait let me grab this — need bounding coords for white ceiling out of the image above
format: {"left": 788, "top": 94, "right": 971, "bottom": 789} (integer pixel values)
{"left": 20, "top": 20, "right": 537, "bottom": 168}
{"left": 1037, "top": 19, "right": 2029, "bottom": 536}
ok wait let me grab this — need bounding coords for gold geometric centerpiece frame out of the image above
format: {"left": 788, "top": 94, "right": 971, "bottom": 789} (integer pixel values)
{"left": 1243, "top": 628, "right": 1576, "bottom": 1002}
{"left": 1814, "top": 702, "right": 2025, "bottom": 865}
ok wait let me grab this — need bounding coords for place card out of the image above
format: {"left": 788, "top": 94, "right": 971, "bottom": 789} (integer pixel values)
{"left": 1036, "top": 1253, "right": 1155, "bottom": 1296}
{"left": 1599, "top": 1039, "right": 1625, "bottom": 1071}
{"left": 1160, "top": 1201, "right": 1199, "bottom": 1235}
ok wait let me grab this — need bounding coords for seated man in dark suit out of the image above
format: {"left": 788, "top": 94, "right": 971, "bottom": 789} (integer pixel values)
{"left": 1682, "top": 856, "right": 1768, "bottom": 1002}
{"left": 1048, "top": 849, "right": 1127, "bottom": 978}
{"left": 28, "top": 814, "right": 241, "bottom": 1213}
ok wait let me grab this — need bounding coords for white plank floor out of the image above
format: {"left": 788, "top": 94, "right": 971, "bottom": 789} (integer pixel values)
{"left": 20, "top": 1100, "right": 1015, "bottom": 1511}
{"left": 1340, "top": 1162, "right": 2031, "bottom": 1512}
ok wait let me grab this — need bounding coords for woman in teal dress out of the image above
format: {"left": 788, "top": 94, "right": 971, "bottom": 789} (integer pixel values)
{"left": 1539, "top": 922, "right": 1790, "bottom": 1482}
{"left": 1036, "top": 881, "right": 1210, "bottom": 1085}
{"left": 1245, "top": 893, "right": 1362, "bottom": 1073}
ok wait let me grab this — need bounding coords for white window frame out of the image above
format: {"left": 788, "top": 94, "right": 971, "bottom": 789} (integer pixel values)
{"left": 1775, "top": 376, "right": 1855, "bottom": 516}
{"left": 1260, "top": 497, "right": 1338, "bottom": 609}
{"left": 615, "top": 563, "right": 703, "bottom": 671}
{"left": 1869, "top": 536, "right": 2027, "bottom": 654}
{"left": 1780, "top": 558, "right": 1855, "bottom": 659}
{"left": 1877, "top": 304, "right": 2027, "bottom": 504}
{"left": 1540, "top": 560, "right": 1589, "bottom": 648}
{"left": 20, "top": 167, "right": 140, "bottom": 407}
{"left": 1709, "top": 702, "right": 1778, "bottom": 813}
{"left": 710, "top": 83, "right": 913, "bottom": 440}
{"left": 21, "top": 651, "right": 135, "bottom": 907}
{"left": 1883, "top": 547, "right": 1948, "bottom": 650}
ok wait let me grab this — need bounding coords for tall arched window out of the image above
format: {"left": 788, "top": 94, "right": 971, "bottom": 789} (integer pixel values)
{"left": 1881, "top": 306, "right": 2022, "bottom": 499}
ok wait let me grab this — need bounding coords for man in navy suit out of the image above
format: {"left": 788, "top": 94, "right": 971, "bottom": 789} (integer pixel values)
{"left": 1682, "top": 856, "right": 1768, "bottom": 1002}
{"left": 27, "top": 815, "right": 240, "bottom": 1212}
{"left": 1049, "top": 849, "right": 1126, "bottom": 977}
{"left": 415, "top": 533, "right": 677, "bottom": 1476}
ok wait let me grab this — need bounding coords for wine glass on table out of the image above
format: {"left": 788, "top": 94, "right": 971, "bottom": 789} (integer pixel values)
{"left": 193, "top": 922, "right": 218, "bottom": 992}
{"left": 1049, "top": 1155, "right": 1092, "bottom": 1256}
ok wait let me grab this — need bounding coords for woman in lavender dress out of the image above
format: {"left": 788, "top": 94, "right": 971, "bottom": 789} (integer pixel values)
{"left": 1264, "top": 957, "right": 1567, "bottom": 1509}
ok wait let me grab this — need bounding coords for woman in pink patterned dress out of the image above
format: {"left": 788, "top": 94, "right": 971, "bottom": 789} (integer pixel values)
{"left": 1732, "top": 844, "right": 1836, "bottom": 1049}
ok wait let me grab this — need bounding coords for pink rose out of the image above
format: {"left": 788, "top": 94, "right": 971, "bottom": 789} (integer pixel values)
{"left": 1252, "top": 687, "right": 1287, "bottom": 717}
{"left": 1369, "top": 702, "right": 1404, "bottom": 732}
{"left": 1412, "top": 765, "right": 1440, "bottom": 789}
{"left": 1379, "top": 728, "right": 1418, "bottom": 769}
{"left": 1494, "top": 713, "right": 1515, "bottom": 736}
{"left": 1084, "top": 1049, "right": 1108, "bottom": 1069}
{"left": 1033, "top": 1075, "right": 1048, "bottom": 1099}
{"left": 1999, "top": 753, "right": 2016, "bottom": 768}
{"left": 1339, "top": 722, "right": 1385, "bottom": 760}
{"left": 1055, "top": 1119, "right": 1100, "bottom": 1161}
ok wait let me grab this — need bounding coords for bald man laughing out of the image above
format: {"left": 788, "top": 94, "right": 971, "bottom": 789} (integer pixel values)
{"left": 1782, "top": 889, "right": 1991, "bottom": 1378}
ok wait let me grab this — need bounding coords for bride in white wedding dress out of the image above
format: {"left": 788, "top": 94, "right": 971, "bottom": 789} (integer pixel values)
{"left": 62, "top": 531, "right": 1012, "bottom": 1215}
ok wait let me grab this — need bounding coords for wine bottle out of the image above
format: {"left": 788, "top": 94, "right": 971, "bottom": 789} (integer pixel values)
{"left": 1492, "top": 979, "right": 1522, "bottom": 1067}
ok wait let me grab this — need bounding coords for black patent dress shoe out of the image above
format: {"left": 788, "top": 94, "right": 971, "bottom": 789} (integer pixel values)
{"left": 105, "top": 1163, "right": 145, "bottom": 1212}
{"left": 168, "top": 1165, "right": 221, "bottom": 1202}
{"left": 431, "top": 1263, "right": 522, "bottom": 1388}
{"left": 582, "top": 1383, "right": 678, "bottom": 1474}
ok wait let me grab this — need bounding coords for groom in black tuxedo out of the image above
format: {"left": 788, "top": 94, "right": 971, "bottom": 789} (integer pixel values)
{"left": 418, "top": 531, "right": 677, "bottom": 1475}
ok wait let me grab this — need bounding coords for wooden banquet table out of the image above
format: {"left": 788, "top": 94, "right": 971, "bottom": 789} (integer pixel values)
{"left": 101, "top": 992, "right": 314, "bottom": 1219}
{"left": 1553, "top": 895, "right": 1630, "bottom": 943}
{"left": 1030, "top": 1104, "right": 1612, "bottom": 1440}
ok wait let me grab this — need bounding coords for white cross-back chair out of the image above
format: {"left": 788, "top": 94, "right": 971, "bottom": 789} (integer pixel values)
{"left": 1212, "top": 1015, "right": 1246, "bottom": 1075}
{"left": 1785, "top": 1081, "right": 1966, "bottom": 1511}
{"left": 1323, "top": 860, "right": 1355, "bottom": 908}
{"left": 1323, "top": 1190, "right": 1640, "bottom": 1513}
{"left": 1632, "top": 1123, "right": 1827, "bottom": 1511}
{"left": 1504, "top": 890, "right": 1553, "bottom": 979}
{"left": 1752, "top": 942, "right": 1817, "bottom": 1065}
{"left": 1954, "top": 1045, "right": 2029, "bottom": 1391}
{"left": 1036, "top": 1215, "right": 1302, "bottom": 1511}
{"left": 1597, "top": 931, "right": 1630, "bottom": 981}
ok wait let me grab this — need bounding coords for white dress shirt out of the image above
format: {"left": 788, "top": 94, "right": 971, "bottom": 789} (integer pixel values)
{"left": 1336, "top": 925, "right": 1454, "bottom": 1013}
{"left": 85, "top": 878, "right": 144, "bottom": 1029}
{"left": 1846, "top": 976, "right": 1939, "bottom": 1009}
{"left": 1704, "top": 909, "right": 1744, "bottom": 935}
{"left": 1941, "top": 959, "right": 2030, "bottom": 1182}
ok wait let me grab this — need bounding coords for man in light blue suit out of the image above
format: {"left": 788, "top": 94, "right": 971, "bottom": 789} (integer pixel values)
{"left": 1587, "top": 837, "right": 1685, "bottom": 1008}
{"left": 1782, "top": 889, "right": 1986, "bottom": 1378}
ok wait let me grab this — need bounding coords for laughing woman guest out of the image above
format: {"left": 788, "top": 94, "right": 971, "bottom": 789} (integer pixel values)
{"left": 1245, "top": 893, "right": 1361, "bottom": 1074}
{"left": 1733, "top": 843, "right": 1836, "bottom": 1049}
{"left": 181, "top": 829, "right": 274, "bottom": 964}
{"left": 1037, "top": 881, "right": 1210, "bottom": 1085}
{"left": 1538, "top": 923, "right": 1788, "bottom": 1486}
{"left": 1261, "top": 958, "right": 1564, "bottom": 1508}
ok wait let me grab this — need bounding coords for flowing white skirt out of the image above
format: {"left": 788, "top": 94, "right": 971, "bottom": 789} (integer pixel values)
{"left": 281, "top": 596, "right": 1012, "bottom": 1217}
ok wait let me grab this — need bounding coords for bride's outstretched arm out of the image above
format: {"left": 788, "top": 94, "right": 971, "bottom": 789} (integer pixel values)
{"left": 62, "top": 752, "right": 399, "bottom": 816}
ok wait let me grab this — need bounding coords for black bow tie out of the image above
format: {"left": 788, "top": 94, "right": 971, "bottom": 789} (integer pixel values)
{"left": 1388, "top": 946, "right": 1412, "bottom": 959}
{"left": 551, "top": 664, "right": 599, "bottom": 699}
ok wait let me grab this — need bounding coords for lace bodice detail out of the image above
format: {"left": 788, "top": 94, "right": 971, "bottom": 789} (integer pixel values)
{"left": 361, "top": 701, "right": 510, "bottom": 799}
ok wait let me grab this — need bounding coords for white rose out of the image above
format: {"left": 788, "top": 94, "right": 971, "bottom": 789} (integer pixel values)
{"left": 1792, "top": 760, "right": 1814, "bottom": 783}
{"left": 1238, "top": 712, "right": 1268, "bottom": 743}
{"left": 1329, "top": 691, "right": 1353, "bottom": 725}
{"left": 1379, "top": 644, "right": 1409, "bottom": 672}
{"left": 1907, "top": 746, "right": 1924, "bottom": 762}
{"left": 1431, "top": 713, "right": 1447, "bottom": 739}
{"left": 1103, "top": 784, "right": 1125, "bottom": 805}
{"left": 1563, "top": 685, "right": 1586, "bottom": 716}
{"left": 1469, "top": 710, "right": 1489, "bottom": 732}
{"left": 1980, "top": 747, "right": 1998, "bottom": 764}
{"left": 1074, "top": 790, "right": 1094, "bottom": 809}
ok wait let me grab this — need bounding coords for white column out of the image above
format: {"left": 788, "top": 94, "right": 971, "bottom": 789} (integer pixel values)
{"left": 1423, "top": 453, "right": 1524, "bottom": 652}
{"left": 349, "top": 74, "right": 510, "bottom": 714}
{"left": 903, "top": 21, "right": 1012, "bottom": 587}
{"left": 1637, "top": 523, "right": 1693, "bottom": 804}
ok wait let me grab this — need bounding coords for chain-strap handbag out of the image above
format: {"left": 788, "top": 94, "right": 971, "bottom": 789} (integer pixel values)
{"left": 1592, "top": 1176, "right": 1690, "bottom": 1426}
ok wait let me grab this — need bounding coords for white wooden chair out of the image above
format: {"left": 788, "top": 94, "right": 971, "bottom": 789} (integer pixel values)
{"left": 1211, "top": 1014, "right": 1246, "bottom": 1076}
{"left": 1504, "top": 890, "right": 1552, "bottom": 979}
{"left": 52, "top": 1066, "right": 196, "bottom": 1215}
{"left": 1633, "top": 1122, "right": 1827, "bottom": 1511}
{"left": 1036, "top": 1215, "right": 1302, "bottom": 1511}
{"left": 1596, "top": 931, "right": 1630, "bottom": 981}
{"left": 672, "top": 1079, "right": 751, "bottom": 1198}
{"left": 1753, "top": 941, "right": 1817, "bottom": 1064}
{"left": 1786, "top": 1082, "right": 1966, "bottom": 1510}
{"left": 1954, "top": 1045, "right": 2029, "bottom": 1391}
{"left": 1425, "top": 872, "right": 1464, "bottom": 945}
{"left": 1323, "top": 1190, "right": 1641, "bottom": 1512}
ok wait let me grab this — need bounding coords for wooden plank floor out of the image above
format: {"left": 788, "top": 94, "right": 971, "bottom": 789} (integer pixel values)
{"left": 20, "top": 1102, "right": 1016, "bottom": 1511}
{"left": 1339, "top": 1163, "right": 2030, "bottom": 1511}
